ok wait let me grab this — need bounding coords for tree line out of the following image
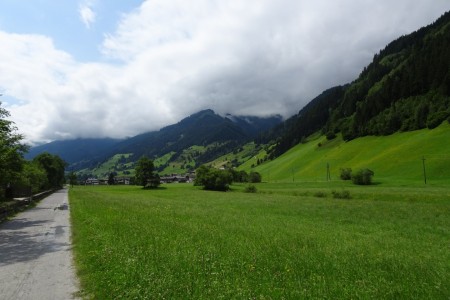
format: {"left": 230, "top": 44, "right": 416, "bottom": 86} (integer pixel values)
{"left": 1, "top": 103, "right": 65, "bottom": 200}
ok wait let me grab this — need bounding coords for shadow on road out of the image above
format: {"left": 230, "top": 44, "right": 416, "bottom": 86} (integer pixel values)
{"left": 0, "top": 218, "right": 70, "bottom": 267}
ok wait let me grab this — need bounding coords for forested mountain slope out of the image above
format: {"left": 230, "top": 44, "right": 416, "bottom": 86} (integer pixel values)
{"left": 271, "top": 11, "right": 450, "bottom": 157}
{"left": 102, "top": 110, "right": 281, "bottom": 165}
{"left": 28, "top": 110, "right": 281, "bottom": 172}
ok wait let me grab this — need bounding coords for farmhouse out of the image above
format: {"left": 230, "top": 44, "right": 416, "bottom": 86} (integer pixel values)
{"left": 114, "top": 177, "right": 131, "bottom": 185}
{"left": 85, "top": 178, "right": 100, "bottom": 185}
{"left": 160, "top": 173, "right": 195, "bottom": 184}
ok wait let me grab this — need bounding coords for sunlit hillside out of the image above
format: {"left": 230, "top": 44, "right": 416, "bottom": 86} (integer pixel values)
{"left": 243, "top": 122, "right": 450, "bottom": 184}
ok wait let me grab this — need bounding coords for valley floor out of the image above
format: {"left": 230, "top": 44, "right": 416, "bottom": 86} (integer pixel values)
{"left": 69, "top": 182, "right": 450, "bottom": 299}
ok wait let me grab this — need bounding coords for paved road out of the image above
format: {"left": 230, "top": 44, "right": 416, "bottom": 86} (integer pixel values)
{"left": 0, "top": 188, "right": 80, "bottom": 299}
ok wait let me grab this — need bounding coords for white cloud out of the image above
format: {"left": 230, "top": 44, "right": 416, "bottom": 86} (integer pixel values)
{"left": 1, "top": 0, "right": 449, "bottom": 144}
{"left": 79, "top": 2, "right": 96, "bottom": 29}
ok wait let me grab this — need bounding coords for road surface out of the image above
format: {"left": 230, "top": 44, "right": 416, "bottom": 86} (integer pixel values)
{"left": 0, "top": 188, "right": 80, "bottom": 299}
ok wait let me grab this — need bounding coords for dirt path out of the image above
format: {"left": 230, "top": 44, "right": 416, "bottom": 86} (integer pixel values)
{"left": 0, "top": 188, "right": 79, "bottom": 299}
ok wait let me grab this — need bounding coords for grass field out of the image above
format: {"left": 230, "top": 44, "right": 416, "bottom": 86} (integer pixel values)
{"left": 69, "top": 183, "right": 450, "bottom": 299}
{"left": 243, "top": 122, "right": 450, "bottom": 183}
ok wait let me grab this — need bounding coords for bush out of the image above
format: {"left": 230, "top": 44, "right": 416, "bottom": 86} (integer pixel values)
{"left": 248, "top": 171, "right": 262, "bottom": 183}
{"left": 326, "top": 131, "right": 337, "bottom": 140}
{"left": 332, "top": 190, "right": 351, "bottom": 199}
{"left": 194, "top": 165, "right": 233, "bottom": 191}
{"left": 340, "top": 168, "right": 352, "bottom": 180}
{"left": 244, "top": 184, "right": 257, "bottom": 193}
{"left": 351, "top": 168, "right": 374, "bottom": 185}
{"left": 228, "top": 169, "right": 249, "bottom": 183}
{"left": 314, "top": 191, "right": 327, "bottom": 198}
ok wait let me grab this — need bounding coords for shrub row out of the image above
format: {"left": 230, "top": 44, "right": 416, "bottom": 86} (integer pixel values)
{"left": 194, "top": 165, "right": 262, "bottom": 191}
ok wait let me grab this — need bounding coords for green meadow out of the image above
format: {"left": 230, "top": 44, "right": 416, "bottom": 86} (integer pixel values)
{"left": 243, "top": 123, "right": 450, "bottom": 184}
{"left": 70, "top": 183, "right": 450, "bottom": 299}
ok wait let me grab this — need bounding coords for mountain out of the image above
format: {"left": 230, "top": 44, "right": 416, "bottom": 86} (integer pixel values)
{"left": 27, "top": 110, "right": 282, "bottom": 173}
{"left": 107, "top": 109, "right": 281, "bottom": 159}
{"left": 28, "top": 12, "right": 450, "bottom": 174}
{"left": 225, "top": 114, "right": 284, "bottom": 137}
{"left": 270, "top": 11, "right": 450, "bottom": 157}
{"left": 25, "top": 138, "right": 121, "bottom": 167}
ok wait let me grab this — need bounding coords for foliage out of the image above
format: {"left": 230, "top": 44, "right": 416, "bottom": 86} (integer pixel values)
{"left": 228, "top": 169, "right": 249, "bottom": 183}
{"left": 70, "top": 184, "right": 450, "bottom": 299}
{"left": 16, "top": 161, "right": 48, "bottom": 194}
{"left": 340, "top": 168, "right": 352, "bottom": 180}
{"left": 148, "top": 174, "right": 161, "bottom": 189}
{"left": 108, "top": 172, "right": 115, "bottom": 185}
{"left": 244, "top": 184, "right": 257, "bottom": 193}
{"left": 248, "top": 171, "right": 262, "bottom": 183}
{"left": 135, "top": 156, "right": 159, "bottom": 189}
{"left": 331, "top": 190, "right": 351, "bottom": 199}
{"left": 326, "top": 131, "right": 337, "bottom": 140}
{"left": 313, "top": 191, "right": 327, "bottom": 198}
{"left": 1, "top": 103, "right": 66, "bottom": 197}
{"left": 194, "top": 165, "right": 233, "bottom": 191}
{"left": 228, "top": 169, "right": 261, "bottom": 184}
{"left": 68, "top": 172, "right": 78, "bottom": 187}
{"left": 33, "top": 152, "right": 66, "bottom": 189}
{"left": 352, "top": 168, "right": 374, "bottom": 185}
{"left": 0, "top": 102, "right": 27, "bottom": 199}
{"left": 427, "top": 111, "right": 448, "bottom": 129}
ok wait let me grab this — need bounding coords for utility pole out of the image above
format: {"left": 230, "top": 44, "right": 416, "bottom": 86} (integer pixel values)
{"left": 326, "top": 163, "right": 331, "bottom": 181}
{"left": 291, "top": 167, "right": 295, "bottom": 182}
{"left": 422, "top": 156, "right": 427, "bottom": 184}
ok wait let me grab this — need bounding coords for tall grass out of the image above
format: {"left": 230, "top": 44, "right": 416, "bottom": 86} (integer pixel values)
{"left": 70, "top": 184, "right": 450, "bottom": 299}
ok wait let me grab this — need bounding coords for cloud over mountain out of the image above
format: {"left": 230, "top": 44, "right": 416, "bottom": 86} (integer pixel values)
{"left": 0, "top": 0, "right": 449, "bottom": 144}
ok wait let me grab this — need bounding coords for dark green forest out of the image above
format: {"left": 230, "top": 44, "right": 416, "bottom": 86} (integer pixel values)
{"left": 270, "top": 11, "right": 450, "bottom": 157}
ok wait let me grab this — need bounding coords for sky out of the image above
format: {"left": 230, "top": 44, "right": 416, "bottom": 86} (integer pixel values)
{"left": 0, "top": 1, "right": 449, "bottom": 144}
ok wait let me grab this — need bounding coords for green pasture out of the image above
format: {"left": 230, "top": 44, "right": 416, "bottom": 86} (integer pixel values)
{"left": 244, "top": 123, "right": 450, "bottom": 184}
{"left": 209, "top": 142, "right": 266, "bottom": 169}
{"left": 70, "top": 183, "right": 450, "bottom": 299}
{"left": 78, "top": 153, "right": 134, "bottom": 178}
{"left": 158, "top": 146, "right": 204, "bottom": 175}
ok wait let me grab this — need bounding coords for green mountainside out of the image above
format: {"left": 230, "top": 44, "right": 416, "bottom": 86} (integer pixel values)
{"left": 244, "top": 122, "right": 450, "bottom": 184}
{"left": 270, "top": 11, "right": 450, "bottom": 158}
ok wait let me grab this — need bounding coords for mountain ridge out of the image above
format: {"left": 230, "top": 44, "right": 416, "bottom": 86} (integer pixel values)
{"left": 27, "top": 109, "right": 282, "bottom": 172}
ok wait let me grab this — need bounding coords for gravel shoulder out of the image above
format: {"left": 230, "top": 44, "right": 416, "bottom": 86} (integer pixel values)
{"left": 0, "top": 188, "right": 80, "bottom": 299}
